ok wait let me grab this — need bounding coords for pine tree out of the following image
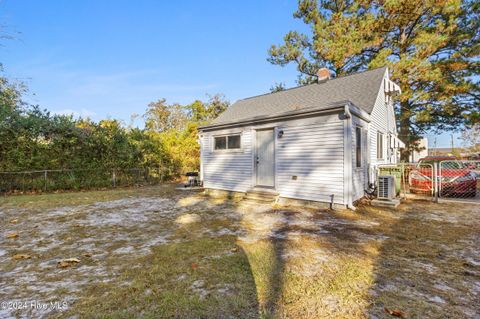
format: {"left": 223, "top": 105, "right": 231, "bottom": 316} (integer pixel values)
{"left": 268, "top": 0, "right": 479, "bottom": 159}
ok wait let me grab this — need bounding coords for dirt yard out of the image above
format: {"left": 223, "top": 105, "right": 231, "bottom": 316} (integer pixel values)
{"left": 1, "top": 185, "right": 479, "bottom": 318}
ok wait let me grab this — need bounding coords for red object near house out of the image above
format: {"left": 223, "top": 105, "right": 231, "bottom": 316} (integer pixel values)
{"left": 409, "top": 156, "right": 477, "bottom": 197}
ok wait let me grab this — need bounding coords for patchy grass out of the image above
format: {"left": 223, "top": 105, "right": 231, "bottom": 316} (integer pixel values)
{"left": 1, "top": 186, "right": 479, "bottom": 318}
{"left": 0, "top": 184, "right": 177, "bottom": 209}
{"left": 366, "top": 200, "right": 480, "bottom": 318}
{"left": 63, "top": 237, "right": 259, "bottom": 319}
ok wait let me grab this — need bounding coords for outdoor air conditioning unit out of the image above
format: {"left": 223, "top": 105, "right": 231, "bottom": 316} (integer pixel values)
{"left": 377, "top": 175, "right": 396, "bottom": 200}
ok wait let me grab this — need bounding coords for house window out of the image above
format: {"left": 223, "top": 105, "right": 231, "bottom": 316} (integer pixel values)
{"left": 227, "top": 135, "right": 241, "bottom": 149}
{"left": 356, "top": 127, "right": 362, "bottom": 168}
{"left": 214, "top": 136, "right": 226, "bottom": 150}
{"left": 214, "top": 134, "right": 241, "bottom": 150}
{"left": 377, "top": 132, "right": 384, "bottom": 159}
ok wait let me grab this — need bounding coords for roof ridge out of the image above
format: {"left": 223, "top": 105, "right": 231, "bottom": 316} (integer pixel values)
{"left": 240, "top": 66, "right": 388, "bottom": 102}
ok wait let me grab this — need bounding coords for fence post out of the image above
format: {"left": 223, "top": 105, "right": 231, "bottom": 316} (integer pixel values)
{"left": 112, "top": 170, "right": 116, "bottom": 188}
{"left": 433, "top": 162, "right": 439, "bottom": 203}
{"left": 44, "top": 170, "right": 48, "bottom": 192}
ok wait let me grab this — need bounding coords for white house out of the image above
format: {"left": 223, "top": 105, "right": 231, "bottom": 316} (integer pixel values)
{"left": 198, "top": 67, "right": 404, "bottom": 208}
{"left": 409, "top": 137, "right": 428, "bottom": 162}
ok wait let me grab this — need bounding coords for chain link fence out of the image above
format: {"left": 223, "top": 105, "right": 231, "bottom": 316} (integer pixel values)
{"left": 438, "top": 160, "right": 479, "bottom": 200}
{"left": 0, "top": 167, "right": 171, "bottom": 194}
{"left": 376, "top": 160, "right": 480, "bottom": 203}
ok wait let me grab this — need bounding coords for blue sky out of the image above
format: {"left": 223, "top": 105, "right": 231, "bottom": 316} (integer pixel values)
{"left": 0, "top": 0, "right": 462, "bottom": 148}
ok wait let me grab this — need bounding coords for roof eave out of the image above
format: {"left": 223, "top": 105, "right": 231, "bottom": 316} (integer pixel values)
{"left": 347, "top": 102, "right": 371, "bottom": 123}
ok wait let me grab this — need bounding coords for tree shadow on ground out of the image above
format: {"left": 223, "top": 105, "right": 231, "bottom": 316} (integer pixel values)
{"left": 231, "top": 200, "right": 388, "bottom": 318}
{"left": 41, "top": 186, "right": 480, "bottom": 319}
{"left": 103, "top": 186, "right": 480, "bottom": 318}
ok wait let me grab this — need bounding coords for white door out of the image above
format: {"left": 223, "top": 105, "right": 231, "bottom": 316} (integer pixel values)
{"left": 255, "top": 129, "right": 275, "bottom": 187}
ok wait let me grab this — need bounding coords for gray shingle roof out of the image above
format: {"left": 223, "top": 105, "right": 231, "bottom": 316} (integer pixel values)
{"left": 212, "top": 67, "right": 387, "bottom": 125}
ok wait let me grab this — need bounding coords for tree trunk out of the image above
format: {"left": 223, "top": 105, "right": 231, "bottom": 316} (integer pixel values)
{"left": 399, "top": 101, "right": 412, "bottom": 162}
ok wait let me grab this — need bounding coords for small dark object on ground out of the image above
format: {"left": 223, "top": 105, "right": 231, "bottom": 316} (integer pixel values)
{"left": 365, "top": 182, "right": 377, "bottom": 199}
{"left": 184, "top": 172, "right": 200, "bottom": 188}
{"left": 385, "top": 307, "right": 404, "bottom": 318}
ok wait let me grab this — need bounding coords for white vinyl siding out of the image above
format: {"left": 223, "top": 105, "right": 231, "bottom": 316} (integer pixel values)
{"left": 276, "top": 117, "right": 345, "bottom": 204}
{"left": 201, "top": 130, "right": 253, "bottom": 192}
{"left": 201, "top": 113, "right": 346, "bottom": 204}
{"left": 368, "top": 68, "right": 395, "bottom": 165}
{"left": 367, "top": 68, "right": 402, "bottom": 187}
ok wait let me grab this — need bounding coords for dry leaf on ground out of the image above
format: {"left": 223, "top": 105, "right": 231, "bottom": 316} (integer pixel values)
{"left": 13, "top": 254, "right": 31, "bottom": 260}
{"left": 385, "top": 307, "right": 404, "bottom": 318}
{"left": 57, "top": 258, "right": 81, "bottom": 268}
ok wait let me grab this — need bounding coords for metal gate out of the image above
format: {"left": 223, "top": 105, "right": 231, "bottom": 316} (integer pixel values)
{"left": 376, "top": 160, "right": 480, "bottom": 203}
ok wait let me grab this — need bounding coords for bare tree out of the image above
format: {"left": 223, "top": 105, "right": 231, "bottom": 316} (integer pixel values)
{"left": 461, "top": 124, "right": 480, "bottom": 154}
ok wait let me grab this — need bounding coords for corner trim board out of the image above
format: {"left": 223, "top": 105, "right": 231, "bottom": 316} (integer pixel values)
{"left": 344, "top": 105, "right": 354, "bottom": 209}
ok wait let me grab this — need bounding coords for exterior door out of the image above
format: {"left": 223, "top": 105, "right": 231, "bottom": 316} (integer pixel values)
{"left": 255, "top": 129, "right": 275, "bottom": 187}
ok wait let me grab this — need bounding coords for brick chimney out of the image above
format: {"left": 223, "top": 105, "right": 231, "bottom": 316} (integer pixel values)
{"left": 317, "top": 68, "right": 331, "bottom": 82}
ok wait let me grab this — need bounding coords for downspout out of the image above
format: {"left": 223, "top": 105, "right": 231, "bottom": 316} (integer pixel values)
{"left": 344, "top": 105, "right": 356, "bottom": 211}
